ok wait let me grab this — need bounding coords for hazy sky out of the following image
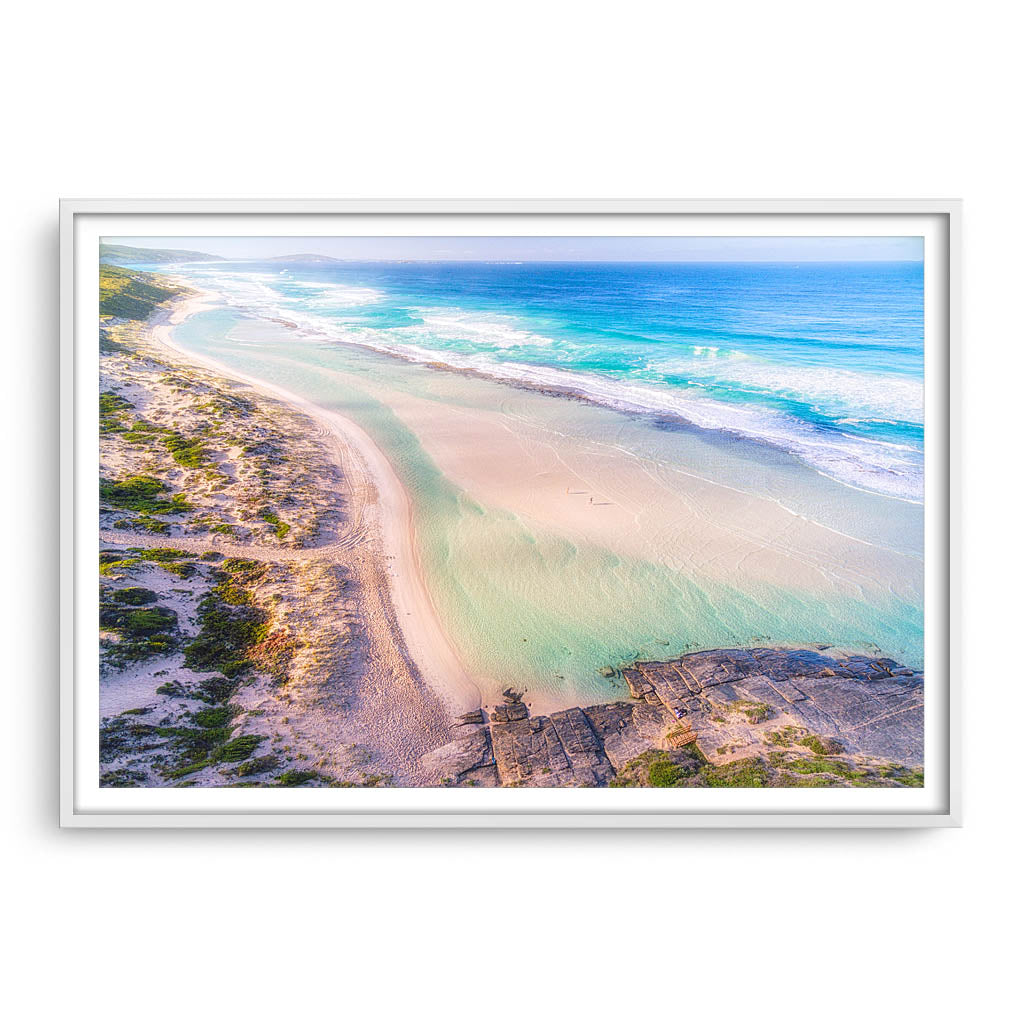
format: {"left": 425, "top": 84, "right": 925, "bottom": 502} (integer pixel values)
{"left": 105, "top": 235, "right": 924, "bottom": 262}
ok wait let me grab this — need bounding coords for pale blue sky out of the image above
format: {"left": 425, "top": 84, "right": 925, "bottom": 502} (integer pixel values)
{"left": 104, "top": 235, "right": 924, "bottom": 262}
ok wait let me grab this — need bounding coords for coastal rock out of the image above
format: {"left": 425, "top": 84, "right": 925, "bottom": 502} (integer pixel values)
{"left": 427, "top": 647, "right": 924, "bottom": 788}
{"left": 582, "top": 701, "right": 668, "bottom": 769}
{"left": 420, "top": 728, "right": 500, "bottom": 787}
{"left": 665, "top": 648, "right": 924, "bottom": 765}
{"left": 491, "top": 700, "right": 529, "bottom": 723}
{"left": 491, "top": 707, "right": 617, "bottom": 787}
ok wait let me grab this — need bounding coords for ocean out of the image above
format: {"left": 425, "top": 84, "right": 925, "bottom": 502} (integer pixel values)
{"left": 170, "top": 258, "right": 924, "bottom": 501}
{"left": 140, "top": 255, "right": 926, "bottom": 704}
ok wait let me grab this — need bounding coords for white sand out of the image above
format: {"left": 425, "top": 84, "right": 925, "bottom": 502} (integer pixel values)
{"left": 324, "top": 366, "right": 923, "bottom": 606}
{"left": 150, "top": 297, "right": 484, "bottom": 716}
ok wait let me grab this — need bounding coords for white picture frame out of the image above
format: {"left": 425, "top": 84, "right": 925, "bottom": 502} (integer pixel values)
{"left": 61, "top": 198, "right": 960, "bottom": 828}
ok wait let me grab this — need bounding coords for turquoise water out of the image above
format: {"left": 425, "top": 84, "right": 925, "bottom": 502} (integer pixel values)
{"left": 168, "top": 257, "right": 925, "bottom": 502}
{"left": 168, "top": 273, "right": 925, "bottom": 703}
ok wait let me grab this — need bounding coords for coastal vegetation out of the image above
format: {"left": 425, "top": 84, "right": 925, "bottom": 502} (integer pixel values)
{"left": 100, "top": 553, "right": 277, "bottom": 781}
{"left": 162, "top": 429, "right": 210, "bottom": 469}
{"left": 610, "top": 745, "right": 772, "bottom": 788}
{"left": 183, "top": 560, "right": 269, "bottom": 678}
{"left": 99, "top": 264, "right": 181, "bottom": 320}
{"left": 728, "top": 699, "right": 773, "bottom": 724}
{"left": 99, "top": 583, "right": 178, "bottom": 665}
{"left": 100, "top": 474, "right": 190, "bottom": 515}
{"left": 259, "top": 507, "right": 291, "bottom": 539}
{"left": 100, "top": 391, "right": 132, "bottom": 433}
{"left": 764, "top": 725, "right": 843, "bottom": 755}
{"left": 100, "top": 546, "right": 197, "bottom": 579}
{"left": 99, "top": 288, "right": 337, "bottom": 551}
{"left": 97, "top": 264, "right": 373, "bottom": 789}
{"left": 607, "top": 741, "right": 916, "bottom": 789}
{"left": 798, "top": 734, "right": 844, "bottom": 756}
{"left": 155, "top": 717, "right": 266, "bottom": 781}
{"left": 100, "top": 242, "right": 221, "bottom": 266}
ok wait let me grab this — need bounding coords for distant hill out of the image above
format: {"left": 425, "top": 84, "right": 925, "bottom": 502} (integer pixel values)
{"left": 264, "top": 253, "right": 344, "bottom": 264}
{"left": 100, "top": 243, "right": 222, "bottom": 266}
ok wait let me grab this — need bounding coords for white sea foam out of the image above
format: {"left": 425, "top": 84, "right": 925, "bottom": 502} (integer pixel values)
{"left": 195, "top": 277, "right": 924, "bottom": 502}
{"left": 402, "top": 308, "right": 556, "bottom": 349}
{"left": 318, "top": 327, "right": 924, "bottom": 501}
{"left": 286, "top": 280, "right": 384, "bottom": 308}
{"left": 652, "top": 354, "right": 924, "bottom": 424}
{"left": 197, "top": 270, "right": 381, "bottom": 321}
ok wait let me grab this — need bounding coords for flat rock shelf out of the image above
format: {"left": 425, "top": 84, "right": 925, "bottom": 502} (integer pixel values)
{"left": 423, "top": 648, "right": 924, "bottom": 789}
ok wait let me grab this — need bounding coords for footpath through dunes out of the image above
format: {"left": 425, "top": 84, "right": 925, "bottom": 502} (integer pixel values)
{"left": 423, "top": 648, "right": 925, "bottom": 788}
{"left": 101, "top": 527, "right": 366, "bottom": 565}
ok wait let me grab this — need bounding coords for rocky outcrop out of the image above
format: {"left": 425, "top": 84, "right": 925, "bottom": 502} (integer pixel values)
{"left": 420, "top": 727, "right": 500, "bottom": 787}
{"left": 622, "top": 647, "right": 924, "bottom": 765}
{"left": 423, "top": 647, "right": 924, "bottom": 788}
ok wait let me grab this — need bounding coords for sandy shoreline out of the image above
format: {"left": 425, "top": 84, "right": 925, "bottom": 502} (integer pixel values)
{"left": 151, "top": 293, "right": 484, "bottom": 717}
{"left": 95, "top": 260, "right": 926, "bottom": 791}
{"left": 154, "top": 285, "right": 923, "bottom": 712}
{"left": 349, "top": 370, "right": 923, "bottom": 602}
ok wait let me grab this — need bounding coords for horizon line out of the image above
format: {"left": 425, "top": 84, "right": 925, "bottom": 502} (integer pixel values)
{"left": 102, "top": 236, "right": 925, "bottom": 264}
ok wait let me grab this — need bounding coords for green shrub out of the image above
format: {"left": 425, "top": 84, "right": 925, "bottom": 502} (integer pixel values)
{"left": 702, "top": 757, "right": 770, "bottom": 788}
{"left": 193, "top": 677, "right": 237, "bottom": 704}
{"left": 191, "top": 706, "right": 235, "bottom": 729}
{"left": 647, "top": 760, "right": 685, "bottom": 787}
{"left": 783, "top": 755, "right": 862, "bottom": 780}
{"left": 99, "top": 264, "right": 180, "bottom": 320}
{"left": 259, "top": 508, "right": 291, "bottom": 539}
{"left": 99, "top": 391, "right": 132, "bottom": 433}
{"left": 100, "top": 475, "right": 190, "bottom": 515}
{"left": 163, "top": 430, "right": 209, "bottom": 469}
{"left": 798, "top": 734, "right": 844, "bottom": 756}
{"left": 233, "top": 755, "right": 280, "bottom": 777}
{"left": 124, "top": 514, "right": 171, "bottom": 534}
{"left": 183, "top": 572, "right": 268, "bottom": 678}
{"left": 222, "top": 558, "right": 261, "bottom": 574}
{"left": 100, "top": 767, "right": 146, "bottom": 787}
{"left": 99, "top": 598, "right": 178, "bottom": 663}
{"left": 610, "top": 746, "right": 704, "bottom": 788}
{"left": 121, "top": 607, "right": 177, "bottom": 637}
{"left": 100, "top": 547, "right": 197, "bottom": 579}
{"left": 219, "top": 735, "right": 263, "bottom": 762}
{"left": 107, "top": 586, "right": 158, "bottom": 606}
{"left": 276, "top": 769, "right": 321, "bottom": 787}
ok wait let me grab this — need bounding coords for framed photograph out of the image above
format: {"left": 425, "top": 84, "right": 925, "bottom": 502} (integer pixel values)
{"left": 60, "top": 199, "right": 959, "bottom": 827}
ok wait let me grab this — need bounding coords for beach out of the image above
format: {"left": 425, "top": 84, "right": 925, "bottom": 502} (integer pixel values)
{"left": 162, "top": 276, "right": 924, "bottom": 712}
{"left": 96, "top": 250, "right": 926, "bottom": 788}
{"left": 152, "top": 296, "right": 484, "bottom": 717}
{"left": 99, "top": 284, "right": 466, "bottom": 786}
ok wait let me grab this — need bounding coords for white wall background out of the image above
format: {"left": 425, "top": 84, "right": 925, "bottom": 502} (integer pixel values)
{"left": 4, "top": 1, "right": 1018, "bottom": 1019}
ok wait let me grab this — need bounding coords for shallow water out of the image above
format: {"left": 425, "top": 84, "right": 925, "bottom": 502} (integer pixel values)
{"left": 172, "top": 304, "right": 924, "bottom": 707}
{"left": 171, "top": 258, "right": 926, "bottom": 502}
